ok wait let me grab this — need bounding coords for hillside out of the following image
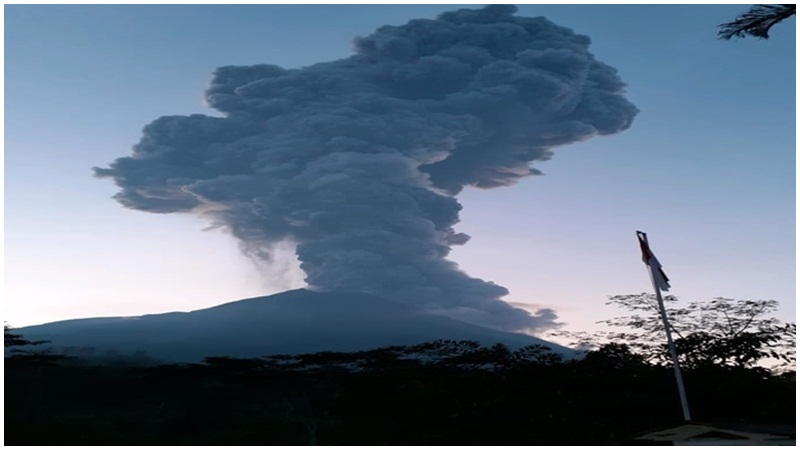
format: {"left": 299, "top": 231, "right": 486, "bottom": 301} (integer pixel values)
{"left": 18, "top": 289, "right": 570, "bottom": 362}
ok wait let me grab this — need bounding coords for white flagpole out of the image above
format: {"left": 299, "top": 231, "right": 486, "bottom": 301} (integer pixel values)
{"left": 638, "top": 231, "right": 692, "bottom": 422}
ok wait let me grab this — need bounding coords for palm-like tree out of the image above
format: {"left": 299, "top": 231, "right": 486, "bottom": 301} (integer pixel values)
{"left": 718, "top": 4, "right": 796, "bottom": 40}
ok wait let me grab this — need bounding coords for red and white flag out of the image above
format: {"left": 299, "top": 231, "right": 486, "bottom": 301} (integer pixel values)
{"left": 636, "top": 231, "right": 671, "bottom": 292}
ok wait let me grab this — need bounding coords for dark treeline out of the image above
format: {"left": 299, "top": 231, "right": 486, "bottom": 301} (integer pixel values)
{"left": 5, "top": 339, "right": 795, "bottom": 445}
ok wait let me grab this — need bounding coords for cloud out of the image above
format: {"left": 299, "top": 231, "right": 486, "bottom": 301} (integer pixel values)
{"left": 95, "top": 5, "right": 637, "bottom": 332}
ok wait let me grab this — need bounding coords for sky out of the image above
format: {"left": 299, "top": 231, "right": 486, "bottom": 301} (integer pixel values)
{"left": 4, "top": 4, "right": 796, "bottom": 338}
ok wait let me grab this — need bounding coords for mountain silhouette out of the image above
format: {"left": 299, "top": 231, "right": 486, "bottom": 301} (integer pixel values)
{"left": 17, "top": 289, "right": 571, "bottom": 362}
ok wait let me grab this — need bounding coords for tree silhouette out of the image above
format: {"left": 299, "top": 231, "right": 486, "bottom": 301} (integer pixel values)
{"left": 718, "top": 5, "right": 796, "bottom": 40}
{"left": 5, "top": 324, "right": 68, "bottom": 366}
{"left": 588, "top": 294, "right": 795, "bottom": 370}
{"left": 4, "top": 324, "right": 43, "bottom": 348}
{"left": 4, "top": 337, "right": 795, "bottom": 445}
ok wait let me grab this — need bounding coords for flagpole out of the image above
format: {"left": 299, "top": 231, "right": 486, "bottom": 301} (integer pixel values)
{"left": 637, "top": 231, "right": 692, "bottom": 422}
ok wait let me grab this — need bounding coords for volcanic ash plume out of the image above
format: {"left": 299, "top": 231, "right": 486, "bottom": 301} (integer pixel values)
{"left": 94, "top": 5, "right": 637, "bottom": 333}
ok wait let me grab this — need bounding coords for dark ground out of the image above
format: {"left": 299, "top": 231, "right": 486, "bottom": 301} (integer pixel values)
{"left": 4, "top": 341, "right": 795, "bottom": 445}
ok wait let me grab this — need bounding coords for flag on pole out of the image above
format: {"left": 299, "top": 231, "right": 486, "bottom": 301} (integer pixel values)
{"left": 635, "top": 231, "right": 691, "bottom": 421}
{"left": 636, "top": 231, "right": 671, "bottom": 291}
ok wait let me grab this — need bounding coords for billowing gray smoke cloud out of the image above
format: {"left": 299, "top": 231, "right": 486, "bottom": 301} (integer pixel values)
{"left": 95, "top": 5, "right": 637, "bottom": 333}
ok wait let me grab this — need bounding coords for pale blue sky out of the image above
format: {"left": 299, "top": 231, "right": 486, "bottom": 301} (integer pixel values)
{"left": 4, "top": 4, "right": 795, "bottom": 335}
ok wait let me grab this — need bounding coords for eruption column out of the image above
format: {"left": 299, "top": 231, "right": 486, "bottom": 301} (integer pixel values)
{"left": 95, "top": 5, "right": 637, "bottom": 332}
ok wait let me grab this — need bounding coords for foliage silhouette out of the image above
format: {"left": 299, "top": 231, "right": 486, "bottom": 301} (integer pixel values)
{"left": 4, "top": 338, "right": 794, "bottom": 445}
{"left": 718, "top": 5, "right": 796, "bottom": 40}
{"left": 4, "top": 324, "right": 69, "bottom": 366}
{"left": 5, "top": 324, "right": 46, "bottom": 348}
{"left": 555, "top": 295, "right": 795, "bottom": 372}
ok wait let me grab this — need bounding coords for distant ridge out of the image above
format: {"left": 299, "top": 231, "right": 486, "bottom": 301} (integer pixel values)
{"left": 18, "top": 289, "right": 572, "bottom": 363}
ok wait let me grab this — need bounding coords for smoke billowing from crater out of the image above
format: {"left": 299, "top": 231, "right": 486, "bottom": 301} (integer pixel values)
{"left": 95, "top": 5, "right": 637, "bottom": 333}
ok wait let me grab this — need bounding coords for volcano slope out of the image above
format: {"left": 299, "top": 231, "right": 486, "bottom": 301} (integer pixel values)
{"left": 18, "top": 289, "right": 570, "bottom": 363}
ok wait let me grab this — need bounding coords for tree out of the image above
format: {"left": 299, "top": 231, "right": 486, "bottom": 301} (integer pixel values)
{"left": 718, "top": 5, "right": 796, "bottom": 40}
{"left": 5, "top": 324, "right": 67, "bottom": 366}
{"left": 595, "top": 294, "right": 795, "bottom": 371}
{"left": 5, "top": 324, "right": 47, "bottom": 349}
{"left": 552, "top": 296, "right": 795, "bottom": 372}
{"left": 579, "top": 342, "right": 650, "bottom": 371}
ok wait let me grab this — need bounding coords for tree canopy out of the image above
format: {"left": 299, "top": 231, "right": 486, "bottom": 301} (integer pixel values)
{"left": 718, "top": 5, "right": 796, "bottom": 40}
{"left": 554, "top": 294, "right": 795, "bottom": 372}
